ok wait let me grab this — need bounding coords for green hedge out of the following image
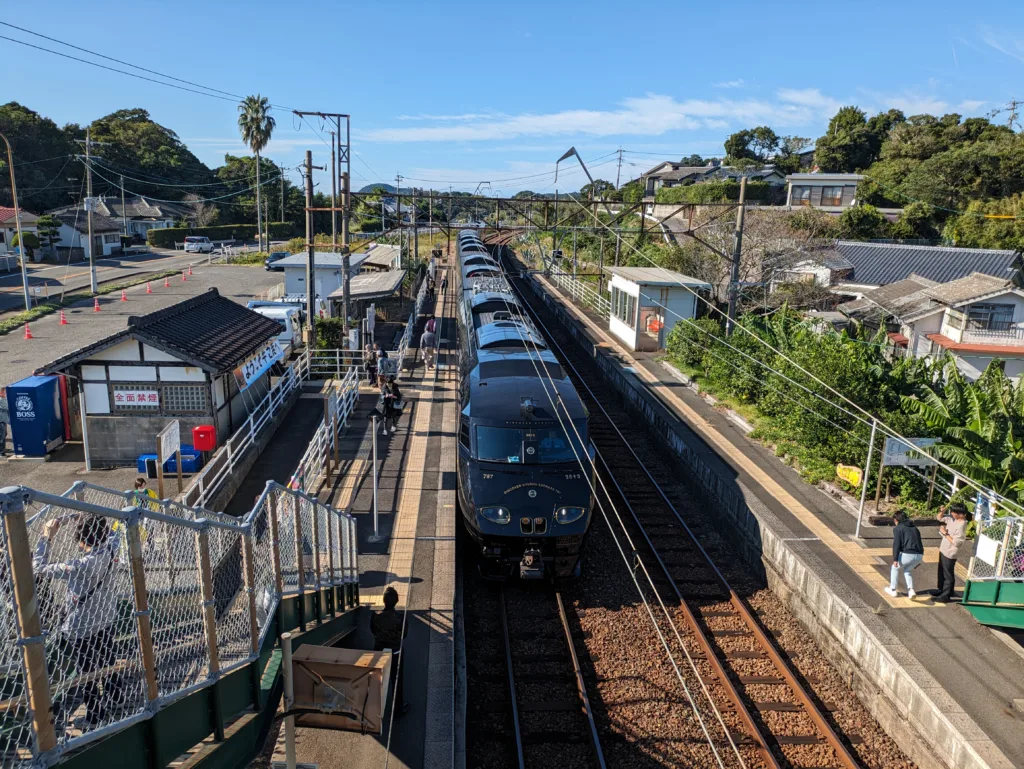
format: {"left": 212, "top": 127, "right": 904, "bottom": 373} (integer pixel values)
{"left": 267, "top": 222, "right": 295, "bottom": 239}
{"left": 147, "top": 225, "right": 257, "bottom": 248}
{"left": 655, "top": 180, "right": 776, "bottom": 205}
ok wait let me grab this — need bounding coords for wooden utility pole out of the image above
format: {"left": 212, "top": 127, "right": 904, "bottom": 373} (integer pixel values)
{"left": 85, "top": 128, "right": 97, "bottom": 293}
{"left": 726, "top": 175, "right": 747, "bottom": 336}
{"left": 305, "top": 151, "right": 316, "bottom": 346}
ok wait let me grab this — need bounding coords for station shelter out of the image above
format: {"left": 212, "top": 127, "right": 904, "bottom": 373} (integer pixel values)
{"left": 39, "top": 288, "right": 286, "bottom": 468}
{"left": 328, "top": 269, "right": 407, "bottom": 321}
{"left": 604, "top": 266, "right": 711, "bottom": 352}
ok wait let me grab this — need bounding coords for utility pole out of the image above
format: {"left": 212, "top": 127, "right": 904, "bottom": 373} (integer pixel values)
{"left": 615, "top": 147, "right": 623, "bottom": 190}
{"left": 84, "top": 127, "right": 97, "bottom": 294}
{"left": 280, "top": 174, "right": 285, "bottom": 223}
{"left": 330, "top": 130, "right": 337, "bottom": 247}
{"left": 412, "top": 187, "right": 418, "bottom": 264}
{"left": 395, "top": 174, "right": 403, "bottom": 267}
{"left": 726, "top": 175, "right": 747, "bottom": 336}
{"left": 120, "top": 175, "right": 128, "bottom": 237}
{"left": 304, "top": 151, "right": 316, "bottom": 346}
{"left": 0, "top": 132, "right": 31, "bottom": 311}
{"left": 342, "top": 117, "right": 351, "bottom": 247}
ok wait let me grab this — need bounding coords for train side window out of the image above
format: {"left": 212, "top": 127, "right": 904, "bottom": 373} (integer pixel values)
{"left": 460, "top": 419, "right": 471, "bottom": 449}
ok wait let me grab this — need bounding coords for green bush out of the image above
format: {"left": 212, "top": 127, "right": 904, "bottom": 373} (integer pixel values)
{"left": 837, "top": 204, "right": 888, "bottom": 240}
{"left": 666, "top": 317, "right": 723, "bottom": 375}
{"left": 656, "top": 180, "right": 775, "bottom": 205}
{"left": 267, "top": 222, "right": 294, "bottom": 239}
{"left": 147, "top": 224, "right": 258, "bottom": 248}
{"left": 11, "top": 231, "right": 39, "bottom": 256}
{"left": 314, "top": 316, "right": 348, "bottom": 349}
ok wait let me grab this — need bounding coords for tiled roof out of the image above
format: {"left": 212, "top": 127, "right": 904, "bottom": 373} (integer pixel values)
{"left": 921, "top": 272, "right": 1016, "bottom": 307}
{"left": 53, "top": 210, "right": 121, "bottom": 233}
{"left": 926, "top": 333, "right": 1024, "bottom": 356}
{"left": 834, "top": 241, "right": 1020, "bottom": 287}
{"left": 837, "top": 276, "right": 938, "bottom": 323}
{"left": 40, "top": 289, "right": 283, "bottom": 375}
{"left": 0, "top": 206, "right": 39, "bottom": 225}
{"left": 93, "top": 196, "right": 190, "bottom": 220}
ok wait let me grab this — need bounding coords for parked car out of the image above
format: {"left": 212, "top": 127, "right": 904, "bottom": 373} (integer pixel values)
{"left": 183, "top": 236, "right": 213, "bottom": 254}
{"left": 265, "top": 251, "right": 289, "bottom": 271}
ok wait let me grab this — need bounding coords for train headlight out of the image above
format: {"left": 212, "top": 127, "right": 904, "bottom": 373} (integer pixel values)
{"left": 478, "top": 506, "right": 511, "bottom": 524}
{"left": 554, "top": 506, "right": 586, "bottom": 524}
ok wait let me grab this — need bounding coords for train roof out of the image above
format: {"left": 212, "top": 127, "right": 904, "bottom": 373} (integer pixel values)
{"left": 476, "top": 322, "right": 546, "bottom": 350}
{"left": 465, "top": 350, "right": 588, "bottom": 423}
{"left": 470, "top": 290, "right": 518, "bottom": 309}
{"left": 462, "top": 265, "right": 502, "bottom": 280}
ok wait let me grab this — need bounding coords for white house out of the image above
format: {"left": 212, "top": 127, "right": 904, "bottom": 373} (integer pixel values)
{"left": 839, "top": 272, "right": 1024, "bottom": 380}
{"left": 0, "top": 206, "right": 39, "bottom": 259}
{"left": 785, "top": 173, "right": 864, "bottom": 210}
{"left": 604, "top": 266, "right": 711, "bottom": 351}
{"left": 54, "top": 196, "right": 189, "bottom": 239}
{"left": 53, "top": 210, "right": 122, "bottom": 257}
{"left": 275, "top": 251, "right": 370, "bottom": 302}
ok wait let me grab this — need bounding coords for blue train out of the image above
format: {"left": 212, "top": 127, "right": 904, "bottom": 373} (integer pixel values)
{"left": 453, "top": 230, "right": 595, "bottom": 579}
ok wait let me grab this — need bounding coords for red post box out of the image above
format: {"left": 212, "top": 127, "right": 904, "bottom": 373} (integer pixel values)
{"left": 192, "top": 425, "right": 216, "bottom": 452}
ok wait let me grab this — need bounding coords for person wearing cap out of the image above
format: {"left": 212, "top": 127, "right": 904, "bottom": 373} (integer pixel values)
{"left": 370, "top": 586, "right": 409, "bottom": 715}
{"left": 934, "top": 503, "right": 969, "bottom": 602}
{"left": 885, "top": 510, "right": 924, "bottom": 599}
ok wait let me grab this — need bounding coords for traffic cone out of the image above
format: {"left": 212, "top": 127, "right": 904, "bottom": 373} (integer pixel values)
{"left": 59, "top": 310, "right": 68, "bottom": 325}
{"left": 23, "top": 323, "right": 32, "bottom": 340}
{"left": 94, "top": 297, "right": 101, "bottom": 312}
{"left": 182, "top": 271, "right": 187, "bottom": 282}
{"left": 164, "top": 276, "right": 170, "bottom": 288}
{"left": 120, "top": 289, "right": 128, "bottom": 302}
{"left": 146, "top": 282, "right": 152, "bottom": 294}
{"left": 188, "top": 264, "right": 193, "bottom": 276}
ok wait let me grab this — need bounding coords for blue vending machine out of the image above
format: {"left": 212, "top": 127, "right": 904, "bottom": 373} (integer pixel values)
{"left": 7, "top": 376, "right": 65, "bottom": 457}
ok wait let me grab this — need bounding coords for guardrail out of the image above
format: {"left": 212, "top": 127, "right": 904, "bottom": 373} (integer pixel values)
{"left": 0, "top": 479, "right": 358, "bottom": 768}
{"left": 288, "top": 366, "right": 359, "bottom": 493}
{"left": 967, "top": 514, "right": 1024, "bottom": 582}
{"left": 548, "top": 269, "right": 610, "bottom": 320}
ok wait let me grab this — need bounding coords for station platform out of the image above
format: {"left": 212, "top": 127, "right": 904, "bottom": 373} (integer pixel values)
{"left": 259, "top": 274, "right": 458, "bottom": 769}
{"left": 527, "top": 266, "right": 1024, "bottom": 769}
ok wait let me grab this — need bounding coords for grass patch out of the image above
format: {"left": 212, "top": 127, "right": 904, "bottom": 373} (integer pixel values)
{"left": 0, "top": 270, "right": 180, "bottom": 335}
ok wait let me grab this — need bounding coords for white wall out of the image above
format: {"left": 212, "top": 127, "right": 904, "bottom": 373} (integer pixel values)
{"left": 54, "top": 223, "right": 119, "bottom": 257}
{"left": 283, "top": 265, "right": 344, "bottom": 298}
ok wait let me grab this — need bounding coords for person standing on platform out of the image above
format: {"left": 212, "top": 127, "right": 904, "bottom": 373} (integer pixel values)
{"left": 363, "top": 344, "right": 377, "bottom": 385}
{"left": 885, "top": 510, "right": 924, "bottom": 599}
{"left": 371, "top": 586, "right": 409, "bottom": 716}
{"left": 420, "top": 325, "right": 437, "bottom": 370}
{"left": 378, "top": 375, "right": 403, "bottom": 436}
{"left": 934, "top": 503, "right": 968, "bottom": 602}
{"left": 440, "top": 274, "right": 448, "bottom": 295}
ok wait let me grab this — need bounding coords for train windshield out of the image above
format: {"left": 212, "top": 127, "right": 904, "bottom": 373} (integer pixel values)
{"left": 475, "top": 424, "right": 586, "bottom": 464}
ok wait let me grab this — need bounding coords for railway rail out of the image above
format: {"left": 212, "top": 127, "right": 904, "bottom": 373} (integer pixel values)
{"left": 500, "top": 246, "right": 864, "bottom": 769}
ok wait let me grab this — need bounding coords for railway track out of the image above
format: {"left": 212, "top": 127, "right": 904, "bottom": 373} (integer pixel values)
{"left": 501, "top": 249, "right": 863, "bottom": 769}
{"left": 465, "top": 580, "right": 606, "bottom": 769}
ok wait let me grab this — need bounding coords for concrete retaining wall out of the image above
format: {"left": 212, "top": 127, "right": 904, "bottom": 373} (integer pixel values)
{"left": 525, "top": 273, "right": 1013, "bottom": 769}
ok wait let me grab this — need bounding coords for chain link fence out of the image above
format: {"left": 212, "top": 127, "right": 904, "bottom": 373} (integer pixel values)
{"left": 0, "top": 480, "right": 358, "bottom": 767}
{"left": 969, "top": 514, "right": 1024, "bottom": 581}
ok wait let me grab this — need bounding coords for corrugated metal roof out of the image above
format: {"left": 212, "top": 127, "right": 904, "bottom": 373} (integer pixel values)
{"left": 274, "top": 251, "right": 369, "bottom": 269}
{"left": 329, "top": 270, "right": 406, "bottom": 300}
{"left": 605, "top": 266, "right": 711, "bottom": 287}
{"left": 835, "top": 241, "right": 1019, "bottom": 287}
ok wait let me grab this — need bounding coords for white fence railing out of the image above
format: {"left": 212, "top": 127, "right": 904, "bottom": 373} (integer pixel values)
{"left": 0, "top": 479, "right": 358, "bottom": 768}
{"left": 288, "top": 366, "right": 360, "bottom": 493}
{"left": 968, "top": 514, "right": 1024, "bottom": 582}
{"left": 548, "top": 269, "right": 610, "bottom": 320}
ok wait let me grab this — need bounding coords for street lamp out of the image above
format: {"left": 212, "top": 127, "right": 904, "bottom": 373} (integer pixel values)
{"left": 1, "top": 132, "right": 32, "bottom": 311}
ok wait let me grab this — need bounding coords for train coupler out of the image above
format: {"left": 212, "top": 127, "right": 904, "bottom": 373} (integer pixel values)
{"left": 519, "top": 549, "right": 545, "bottom": 580}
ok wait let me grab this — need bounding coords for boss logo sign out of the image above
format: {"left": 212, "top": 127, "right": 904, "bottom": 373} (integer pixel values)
{"left": 15, "top": 395, "right": 34, "bottom": 419}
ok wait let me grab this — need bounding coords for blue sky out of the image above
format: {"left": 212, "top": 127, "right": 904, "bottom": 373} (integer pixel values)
{"left": 3, "top": 0, "right": 1022, "bottom": 194}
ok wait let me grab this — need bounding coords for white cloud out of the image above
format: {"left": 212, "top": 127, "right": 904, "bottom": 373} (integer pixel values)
{"left": 957, "top": 99, "right": 985, "bottom": 112}
{"left": 880, "top": 94, "right": 950, "bottom": 115}
{"left": 365, "top": 91, "right": 843, "bottom": 143}
{"left": 396, "top": 113, "right": 506, "bottom": 122}
{"left": 714, "top": 79, "right": 744, "bottom": 89}
{"left": 980, "top": 27, "right": 1024, "bottom": 63}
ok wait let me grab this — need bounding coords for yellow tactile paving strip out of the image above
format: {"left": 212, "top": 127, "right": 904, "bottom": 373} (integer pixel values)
{"left": 535, "top": 273, "right": 940, "bottom": 610}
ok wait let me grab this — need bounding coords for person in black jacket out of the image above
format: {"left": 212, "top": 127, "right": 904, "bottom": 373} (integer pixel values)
{"left": 370, "top": 586, "right": 409, "bottom": 715}
{"left": 885, "top": 510, "right": 925, "bottom": 599}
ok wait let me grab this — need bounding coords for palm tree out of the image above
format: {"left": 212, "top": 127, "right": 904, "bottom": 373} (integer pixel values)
{"left": 237, "top": 95, "right": 276, "bottom": 252}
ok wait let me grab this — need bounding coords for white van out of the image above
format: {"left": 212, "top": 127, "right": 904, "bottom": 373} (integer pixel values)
{"left": 251, "top": 306, "right": 302, "bottom": 358}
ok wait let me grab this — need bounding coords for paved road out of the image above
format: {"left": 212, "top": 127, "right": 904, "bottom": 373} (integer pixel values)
{"left": 0, "top": 244, "right": 279, "bottom": 316}
{"left": 0, "top": 263, "right": 284, "bottom": 387}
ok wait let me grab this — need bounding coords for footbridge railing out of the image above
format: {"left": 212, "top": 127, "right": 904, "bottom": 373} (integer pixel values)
{"left": 0, "top": 479, "right": 358, "bottom": 768}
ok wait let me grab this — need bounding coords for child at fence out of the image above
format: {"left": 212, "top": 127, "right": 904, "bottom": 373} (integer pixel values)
{"left": 33, "top": 514, "right": 125, "bottom": 730}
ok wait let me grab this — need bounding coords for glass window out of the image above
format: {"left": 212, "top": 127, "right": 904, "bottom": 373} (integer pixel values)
{"left": 459, "top": 419, "right": 471, "bottom": 449}
{"left": 611, "top": 287, "right": 637, "bottom": 329}
{"left": 103, "top": 233, "right": 120, "bottom": 244}
{"left": 820, "top": 186, "right": 843, "bottom": 206}
{"left": 475, "top": 425, "right": 587, "bottom": 464}
{"left": 968, "top": 303, "right": 1015, "bottom": 330}
{"left": 163, "top": 384, "right": 208, "bottom": 414}
{"left": 791, "top": 185, "right": 811, "bottom": 206}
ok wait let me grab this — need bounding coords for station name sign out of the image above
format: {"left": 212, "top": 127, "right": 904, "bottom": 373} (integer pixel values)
{"left": 233, "top": 340, "right": 284, "bottom": 391}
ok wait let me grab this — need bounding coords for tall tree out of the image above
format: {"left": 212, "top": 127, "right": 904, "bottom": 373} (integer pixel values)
{"left": 815, "top": 106, "right": 875, "bottom": 172}
{"left": 237, "top": 95, "right": 275, "bottom": 251}
{"left": 35, "top": 214, "right": 62, "bottom": 257}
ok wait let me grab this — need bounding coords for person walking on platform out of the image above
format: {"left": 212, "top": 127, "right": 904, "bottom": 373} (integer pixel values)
{"left": 440, "top": 274, "right": 448, "bottom": 296}
{"left": 378, "top": 374, "right": 403, "bottom": 436}
{"left": 885, "top": 510, "right": 924, "bottom": 599}
{"left": 934, "top": 503, "right": 968, "bottom": 602}
{"left": 426, "top": 277, "right": 435, "bottom": 303}
{"left": 420, "top": 325, "right": 437, "bottom": 370}
{"left": 371, "top": 586, "right": 409, "bottom": 716}
{"left": 363, "top": 344, "right": 377, "bottom": 385}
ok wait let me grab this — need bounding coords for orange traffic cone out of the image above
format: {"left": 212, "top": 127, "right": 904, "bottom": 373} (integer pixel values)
{"left": 188, "top": 264, "right": 193, "bottom": 276}
{"left": 23, "top": 323, "right": 32, "bottom": 340}
{"left": 59, "top": 310, "right": 68, "bottom": 325}
{"left": 164, "top": 276, "right": 170, "bottom": 288}
{"left": 182, "top": 271, "right": 187, "bottom": 282}
{"left": 146, "top": 282, "right": 152, "bottom": 294}
{"left": 120, "top": 289, "right": 128, "bottom": 302}
{"left": 94, "top": 297, "right": 101, "bottom": 312}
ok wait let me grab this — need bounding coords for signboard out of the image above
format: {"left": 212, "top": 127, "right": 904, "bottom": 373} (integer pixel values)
{"left": 836, "top": 464, "right": 862, "bottom": 486}
{"left": 158, "top": 420, "right": 180, "bottom": 459}
{"left": 976, "top": 533, "right": 1000, "bottom": 567}
{"left": 975, "top": 490, "right": 993, "bottom": 525}
{"left": 114, "top": 388, "right": 160, "bottom": 408}
{"left": 233, "top": 340, "right": 284, "bottom": 391}
{"left": 881, "top": 436, "right": 939, "bottom": 467}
